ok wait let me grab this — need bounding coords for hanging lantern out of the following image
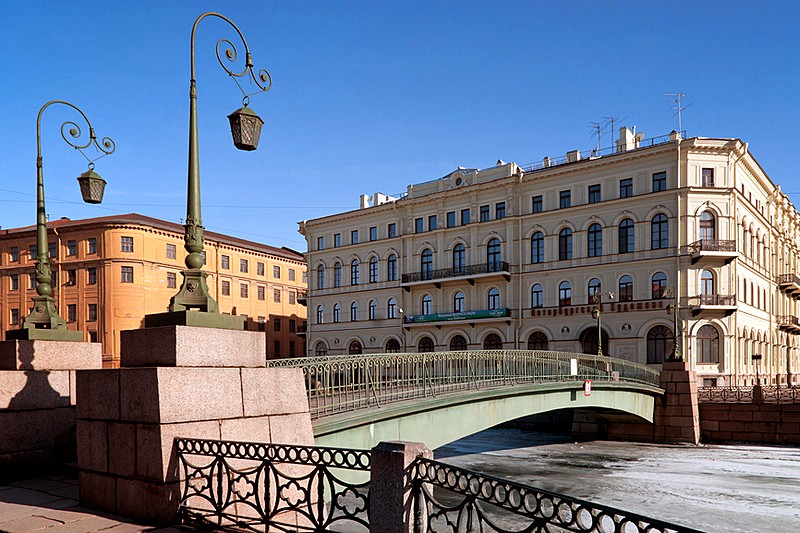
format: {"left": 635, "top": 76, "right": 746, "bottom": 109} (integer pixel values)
{"left": 228, "top": 106, "right": 264, "bottom": 151}
{"left": 77, "top": 168, "right": 106, "bottom": 204}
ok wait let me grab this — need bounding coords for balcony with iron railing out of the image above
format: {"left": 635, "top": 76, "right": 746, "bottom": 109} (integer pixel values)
{"left": 687, "top": 294, "right": 736, "bottom": 316}
{"left": 688, "top": 239, "right": 737, "bottom": 264}
{"left": 778, "top": 274, "right": 800, "bottom": 297}
{"left": 401, "top": 261, "right": 510, "bottom": 287}
{"left": 778, "top": 315, "right": 800, "bottom": 333}
{"left": 296, "top": 289, "right": 308, "bottom": 306}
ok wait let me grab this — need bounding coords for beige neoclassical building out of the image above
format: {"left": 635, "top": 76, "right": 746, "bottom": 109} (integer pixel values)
{"left": 299, "top": 130, "right": 800, "bottom": 387}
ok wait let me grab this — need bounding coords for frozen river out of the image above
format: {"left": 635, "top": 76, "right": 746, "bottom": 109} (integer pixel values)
{"left": 435, "top": 428, "right": 800, "bottom": 532}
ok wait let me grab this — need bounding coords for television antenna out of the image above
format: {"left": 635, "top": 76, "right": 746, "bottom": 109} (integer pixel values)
{"left": 602, "top": 115, "right": 627, "bottom": 147}
{"left": 666, "top": 92, "right": 691, "bottom": 132}
{"left": 589, "top": 121, "right": 602, "bottom": 154}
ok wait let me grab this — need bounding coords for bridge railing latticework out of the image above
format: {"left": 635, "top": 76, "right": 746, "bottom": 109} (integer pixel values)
{"left": 266, "top": 350, "right": 660, "bottom": 419}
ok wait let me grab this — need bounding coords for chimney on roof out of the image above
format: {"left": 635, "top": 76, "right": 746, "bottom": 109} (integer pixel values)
{"left": 566, "top": 150, "right": 581, "bottom": 163}
{"left": 360, "top": 194, "right": 370, "bottom": 209}
{"left": 616, "top": 127, "right": 636, "bottom": 153}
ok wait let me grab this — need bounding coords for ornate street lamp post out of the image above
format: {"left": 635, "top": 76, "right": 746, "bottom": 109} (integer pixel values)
{"left": 11, "top": 100, "right": 115, "bottom": 341}
{"left": 666, "top": 286, "right": 683, "bottom": 361}
{"left": 590, "top": 291, "right": 614, "bottom": 358}
{"left": 151, "top": 12, "right": 271, "bottom": 330}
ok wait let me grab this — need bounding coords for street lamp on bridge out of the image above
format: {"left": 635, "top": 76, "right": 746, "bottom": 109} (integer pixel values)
{"left": 666, "top": 286, "right": 683, "bottom": 361}
{"left": 590, "top": 291, "right": 614, "bottom": 362}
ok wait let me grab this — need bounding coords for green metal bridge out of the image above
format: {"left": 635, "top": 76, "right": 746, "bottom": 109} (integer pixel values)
{"left": 266, "top": 350, "right": 664, "bottom": 449}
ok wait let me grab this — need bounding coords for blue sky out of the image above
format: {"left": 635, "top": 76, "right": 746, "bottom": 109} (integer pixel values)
{"left": 1, "top": 1, "right": 798, "bottom": 250}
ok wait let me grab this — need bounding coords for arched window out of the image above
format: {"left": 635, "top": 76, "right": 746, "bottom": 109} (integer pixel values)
{"left": 531, "top": 284, "right": 543, "bottom": 308}
{"left": 619, "top": 218, "right": 634, "bottom": 253}
{"left": 348, "top": 341, "right": 362, "bottom": 355}
{"left": 350, "top": 301, "right": 359, "bottom": 321}
{"left": 388, "top": 297, "right": 397, "bottom": 319}
{"left": 450, "top": 335, "right": 467, "bottom": 351}
{"left": 651, "top": 272, "right": 668, "bottom": 299}
{"left": 418, "top": 337, "right": 435, "bottom": 353}
{"left": 647, "top": 325, "right": 674, "bottom": 364}
{"left": 488, "top": 288, "right": 500, "bottom": 310}
{"left": 580, "top": 327, "right": 608, "bottom": 356}
{"left": 484, "top": 333, "right": 503, "bottom": 350}
{"left": 315, "top": 341, "right": 327, "bottom": 356}
{"left": 559, "top": 281, "right": 572, "bottom": 306}
{"left": 385, "top": 339, "right": 401, "bottom": 353}
{"left": 528, "top": 331, "right": 548, "bottom": 350}
{"left": 559, "top": 229, "right": 573, "bottom": 260}
{"left": 333, "top": 303, "right": 341, "bottom": 323}
{"left": 487, "top": 238, "right": 502, "bottom": 270}
{"left": 453, "top": 291, "right": 465, "bottom": 313}
{"left": 588, "top": 223, "right": 602, "bottom": 257}
{"left": 368, "top": 299, "right": 377, "bottom": 320}
{"left": 317, "top": 265, "right": 325, "bottom": 289}
{"left": 316, "top": 305, "right": 324, "bottom": 324}
{"left": 531, "top": 231, "right": 544, "bottom": 263}
{"left": 333, "top": 262, "right": 342, "bottom": 287}
{"left": 588, "top": 278, "right": 601, "bottom": 303}
{"left": 697, "top": 325, "right": 720, "bottom": 363}
{"left": 422, "top": 294, "right": 432, "bottom": 315}
{"left": 387, "top": 254, "right": 397, "bottom": 281}
{"left": 700, "top": 211, "right": 715, "bottom": 241}
{"left": 701, "top": 270, "right": 714, "bottom": 303}
{"left": 619, "top": 275, "right": 633, "bottom": 302}
{"left": 651, "top": 214, "right": 668, "bottom": 250}
{"left": 350, "top": 259, "right": 360, "bottom": 285}
{"left": 453, "top": 244, "right": 466, "bottom": 274}
{"left": 369, "top": 257, "right": 378, "bottom": 283}
{"left": 421, "top": 249, "right": 433, "bottom": 279}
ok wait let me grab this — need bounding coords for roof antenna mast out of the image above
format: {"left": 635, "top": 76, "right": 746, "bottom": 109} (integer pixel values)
{"left": 602, "top": 116, "right": 625, "bottom": 148}
{"left": 589, "top": 121, "right": 602, "bottom": 154}
{"left": 666, "top": 92, "right": 689, "bottom": 133}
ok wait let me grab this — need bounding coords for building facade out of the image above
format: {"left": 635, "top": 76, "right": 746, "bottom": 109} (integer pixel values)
{"left": 299, "top": 131, "right": 800, "bottom": 387}
{"left": 1, "top": 214, "right": 307, "bottom": 366}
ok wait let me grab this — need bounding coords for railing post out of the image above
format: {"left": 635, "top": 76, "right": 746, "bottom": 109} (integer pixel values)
{"left": 370, "top": 441, "right": 433, "bottom": 533}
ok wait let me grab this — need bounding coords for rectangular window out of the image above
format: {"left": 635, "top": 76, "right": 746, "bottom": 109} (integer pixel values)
{"left": 89, "top": 331, "right": 98, "bottom": 342}
{"left": 446, "top": 211, "right": 456, "bottom": 228}
{"left": 67, "top": 240, "right": 77, "bottom": 256}
{"left": 289, "top": 341, "right": 296, "bottom": 355}
{"left": 257, "top": 262, "right": 265, "bottom": 276}
{"left": 620, "top": 178, "right": 633, "bottom": 198}
{"left": 369, "top": 226, "right": 377, "bottom": 241}
{"left": 532, "top": 195, "right": 543, "bottom": 213}
{"left": 121, "top": 236, "right": 134, "bottom": 253}
{"left": 10, "top": 246, "right": 19, "bottom": 262}
{"left": 273, "top": 341, "right": 281, "bottom": 356}
{"left": 653, "top": 171, "right": 667, "bottom": 192}
{"left": 289, "top": 319, "right": 296, "bottom": 333}
{"left": 88, "top": 304, "right": 98, "bottom": 322}
{"left": 274, "top": 318, "right": 281, "bottom": 332}
{"left": 29, "top": 273, "right": 36, "bottom": 289}
{"left": 121, "top": 266, "right": 134, "bottom": 283}
{"left": 495, "top": 202, "right": 506, "bottom": 219}
{"left": 29, "top": 244, "right": 37, "bottom": 259}
{"left": 258, "top": 286, "right": 265, "bottom": 300}
{"left": 10, "top": 274, "right": 19, "bottom": 291}
{"left": 240, "top": 259, "right": 248, "bottom": 273}
{"left": 334, "top": 233, "right": 341, "bottom": 247}
{"left": 428, "top": 215, "right": 437, "bottom": 231}
{"left": 221, "top": 255, "right": 230, "bottom": 269}
{"left": 559, "top": 190, "right": 571, "bottom": 209}
{"left": 289, "top": 291, "right": 296, "bottom": 305}
{"left": 317, "top": 236, "right": 324, "bottom": 250}
{"left": 240, "top": 284, "right": 249, "bottom": 298}
{"left": 257, "top": 316, "right": 266, "bottom": 331}
{"left": 415, "top": 218, "right": 424, "bottom": 233}
{"left": 388, "top": 223, "right": 397, "bottom": 238}
{"left": 288, "top": 269, "right": 296, "bottom": 281}
{"left": 588, "top": 184, "right": 601, "bottom": 204}
{"left": 221, "top": 280, "right": 230, "bottom": 295}
{"left": 274, "top": 288, "right": 281, "bottom": 303}
{"left": 302, "top": 272, "right": 307, "bottom": 284}
{"left": 167, "top": 272, "right": 177, "bottom": 288}
{"left": 702, "top": 168, "right": 714, "bottom": 187}
{"left": 49, "top": 243, "right": 57, "bottom": 259}
{"left": 66, "top": 269, "right": 77, "bottom": 286}
{"left": 273, "top": 266, "right": 281, "bottom": 278}
{"left": 461, "top": 208, "right": 470, "bottom": 225}
{"left": 88, "top": 238, "right": 97, "bottom": 255}
{"left": 10, "top": 308, "right": 20, "bottom": 326}
{"left": 480, "top": 205, "right": 490, "bottom": 222}
{"left": 166, "top": 243, "right": 177, "bottom": 259}
{"left": 351, "top": 230, "right": 359, "bottom": 244}
{"left": 88, "top": 267, "right": 97, "bottom": 285}
{"left": 67, "top": 304, "right": 77, "bottom": 323}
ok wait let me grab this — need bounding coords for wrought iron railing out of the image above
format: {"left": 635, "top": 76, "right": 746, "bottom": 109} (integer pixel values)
{"left": 176, "top": 437, "right": 370, "bottom": 532}
{"left": 687, "top": 294, "right": 736, "bottom": 306}
{"left": 401, "top": 261, "right": 509, "bottom": 284}
{"left": 698, "top": 385, "right": 800, "bottom": 404}
{"left": 412, "top": 457, "right": 703, "bottom": 533}
{"left": 266, "top": 350, "right": 661, "bottom": 419}
{"left": 778, "top": 315, "right": 800, "bottom": 329}
{"left": 688, "top": 239, "right": 736, "bottom": 253}
{"left": 778, "top": 273, "right": 800, "bottom": 287}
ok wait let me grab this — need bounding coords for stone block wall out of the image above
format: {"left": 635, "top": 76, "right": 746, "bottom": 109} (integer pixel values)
{"left": 700, "top": 403, "right": 800, "bottom": 444}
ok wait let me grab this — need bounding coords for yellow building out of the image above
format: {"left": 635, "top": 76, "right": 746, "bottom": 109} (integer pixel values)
{"left": 0, "top": 214, "right": 307, "bottom": 367}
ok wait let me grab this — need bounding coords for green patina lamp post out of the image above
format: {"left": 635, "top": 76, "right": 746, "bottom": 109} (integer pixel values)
{"left": 666, "top": 286, "right": 683, "bottom": 361}
{"left": 148, "top": 12, "right": 271, "bottom": 330}
{"left": 11, "top": 100, "right": 115, "bottom": 342}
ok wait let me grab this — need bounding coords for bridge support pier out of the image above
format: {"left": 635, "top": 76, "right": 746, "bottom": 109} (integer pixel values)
{"left": 370, "top": 441, "right": 433, "bottom": 533}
